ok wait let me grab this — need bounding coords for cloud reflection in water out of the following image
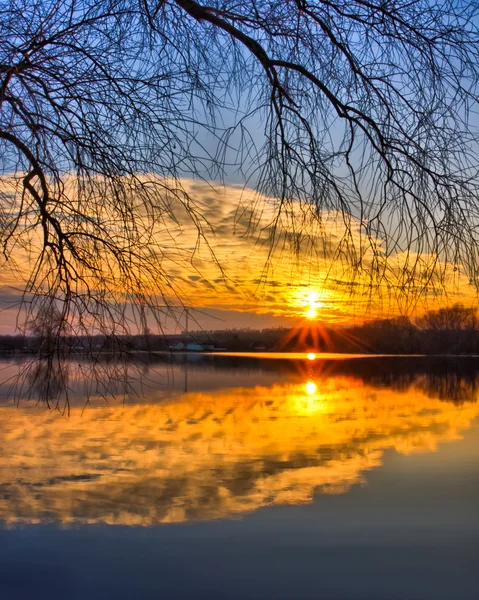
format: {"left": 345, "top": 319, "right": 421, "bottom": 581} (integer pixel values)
{"left": 0, "top": 369, "right": 478, "bottom": 527}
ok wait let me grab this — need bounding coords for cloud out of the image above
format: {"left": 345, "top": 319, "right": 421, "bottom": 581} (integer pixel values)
{"left": 0, "top": 176, "right": 476, "bottom": 331}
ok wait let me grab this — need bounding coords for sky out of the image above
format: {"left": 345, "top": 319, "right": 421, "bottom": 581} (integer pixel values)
{"left": 1, "top": 2, "right": 478, "bottom": 335}
{"left": 0, "top": 176, "right": 476, "bottom": 335}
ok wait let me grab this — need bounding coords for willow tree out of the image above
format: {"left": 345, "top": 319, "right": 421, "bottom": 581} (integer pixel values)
{"left": 1, "top": 0, "right": 479, "bottom": 346}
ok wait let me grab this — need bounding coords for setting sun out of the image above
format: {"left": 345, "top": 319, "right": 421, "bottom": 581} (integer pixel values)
{"left": 304, "top": 291, "right": 323, "bottom": 320}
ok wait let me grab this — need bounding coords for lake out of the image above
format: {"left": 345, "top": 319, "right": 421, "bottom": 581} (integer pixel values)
{"left": 0, "top": 353, "right": 478, "bottom": 599}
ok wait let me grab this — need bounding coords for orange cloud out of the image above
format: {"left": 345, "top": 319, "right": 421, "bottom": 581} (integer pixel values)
{"left": 0, "top": 176, "right": 476, "bottom": 328}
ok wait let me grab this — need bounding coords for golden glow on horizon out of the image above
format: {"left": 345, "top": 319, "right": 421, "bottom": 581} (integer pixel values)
{"left": 0, "top": 371, "right": 477, "bottom": 526}
{"left": 307, "top": 352, "right": 316, "bottom": 361}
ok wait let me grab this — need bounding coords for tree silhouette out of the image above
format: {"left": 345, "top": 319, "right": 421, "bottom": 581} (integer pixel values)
{"left": 1, "top": 0, "right": 478, "bottom": 346}
{"left": 27, "top": 301, "right": 69, "bottom": 355}
{"left": 418, "top": 304, "right": 478, "bottom": 332}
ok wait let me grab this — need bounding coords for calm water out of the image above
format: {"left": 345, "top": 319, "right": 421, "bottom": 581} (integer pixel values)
{"left": 0, "top": 354, "right": 478, "bottom": 599}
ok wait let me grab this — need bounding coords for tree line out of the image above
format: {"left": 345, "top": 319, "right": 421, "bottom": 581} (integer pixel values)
{"left": 1, "top": 303, "right": 478, "bottom": 356}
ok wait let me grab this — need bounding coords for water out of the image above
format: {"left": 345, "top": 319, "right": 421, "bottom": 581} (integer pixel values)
{"left": 0, "top": 354, "right": 478, "bottom": 599}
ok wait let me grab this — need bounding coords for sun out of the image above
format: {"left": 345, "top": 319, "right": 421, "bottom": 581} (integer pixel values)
{"left": 304, "top": 291, "right": 323, "bottom": 319}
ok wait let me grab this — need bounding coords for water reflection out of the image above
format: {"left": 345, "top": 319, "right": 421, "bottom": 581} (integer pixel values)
{"left": 1, "top": 358, "right": 478, "bottom": 527}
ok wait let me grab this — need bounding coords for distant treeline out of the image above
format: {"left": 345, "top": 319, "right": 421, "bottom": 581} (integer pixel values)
{"left": 175, "top": 304, "right": 479, "bottom": 355}
{"left": 1, "top": 303, "right": 478, "bottom": 356}
{"left": 0, "top": 333, "right": 170, "bottom": 355}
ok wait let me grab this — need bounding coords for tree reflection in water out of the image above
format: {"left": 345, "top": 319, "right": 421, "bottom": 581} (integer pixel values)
{"left": 0, "top": 355, "right": 478, "bottom": 526}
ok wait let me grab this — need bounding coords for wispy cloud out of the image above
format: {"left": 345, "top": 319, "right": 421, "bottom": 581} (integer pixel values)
{"left": 0, "top": 176, "right": 476, "bottom": 331}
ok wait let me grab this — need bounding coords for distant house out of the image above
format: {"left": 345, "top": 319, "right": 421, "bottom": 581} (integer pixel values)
{"left": 186, "top": 343, "right": 204, "bottom": 352}
{"left": 251, "top": 342, "right": 267, "bottom": 351}
{"left": 72, "top": 345, "right": 87, "bottom": 352}
{"left": 169, "top": 342, "right": 185, "bottom": 351}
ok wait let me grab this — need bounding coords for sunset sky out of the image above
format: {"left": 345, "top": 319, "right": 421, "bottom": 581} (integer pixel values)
{"left": 0, "top": 176, "right": 476, "bottom": 335}
{"left": 1, "top": 0, "right": 478, "bottom": 337}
